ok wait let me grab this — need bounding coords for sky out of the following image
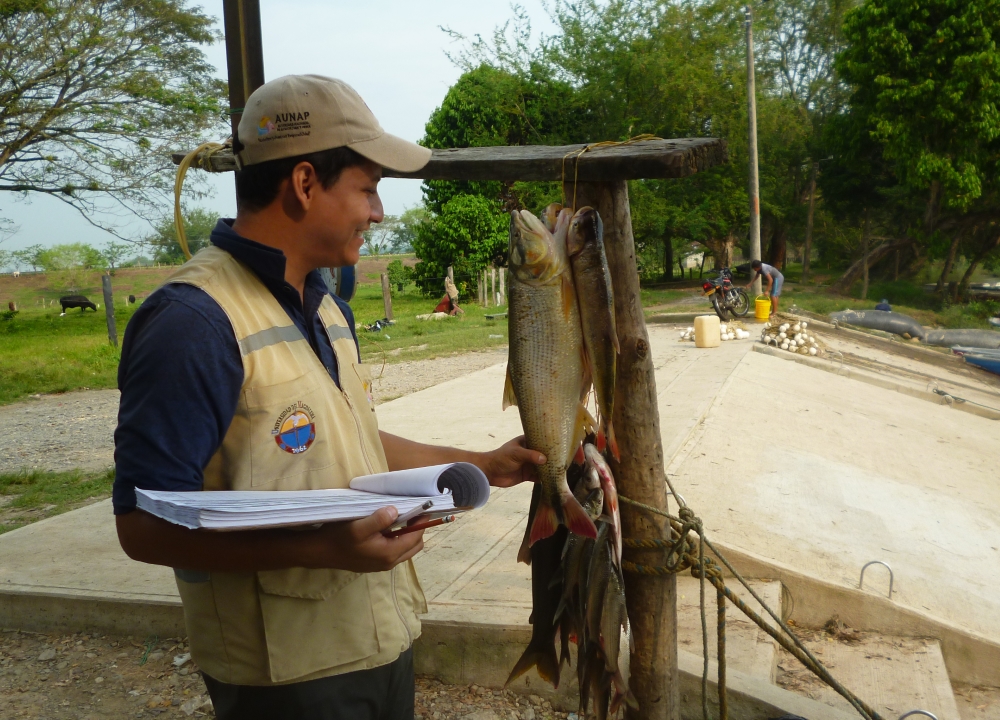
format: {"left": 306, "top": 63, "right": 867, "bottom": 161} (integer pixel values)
{"left": 2, "top": 1, "right": 556, "bottom": 253}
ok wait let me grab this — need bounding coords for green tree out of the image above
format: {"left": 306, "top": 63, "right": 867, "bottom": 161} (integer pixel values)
{"left": 386, "top": 258, "right": 414, "bottom": 293}
{"left": 101, "top": 240, "right": 132, "bottom": 271}
{"left": 37, "top": 243, "right": 103, "bottom": 271}
{"left": 144, "top": 207, "right": 218, "bottom": 264}
{"left": 392, "top": 206, "right": 430, "bottom": 253}
{"left": 836, "top": 0, "right": 1000, "bottom": 229}
{"left": 411, "top": 194, "right": 509, "bottom": 295}
{"left": 0, "top": 0, "right": 227, "bottom": 234}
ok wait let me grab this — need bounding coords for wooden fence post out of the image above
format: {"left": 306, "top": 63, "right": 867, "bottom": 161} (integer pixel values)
{"left": 380, "top": 273, "right": 394, "bottom": 321}
{"left": 447, "top": 266, "right": 454, "bottom": 284}
{"left": 490, "top": 268, "right": 497, "bottom": 306}
{"left": 101, "top": 274, "right": 118, "bottom": 348}
{"left": 499, "top": 268, "right": 506, "bottom": 305}
{"left": 570, "top": 181, "right": 678, "bottom": 720}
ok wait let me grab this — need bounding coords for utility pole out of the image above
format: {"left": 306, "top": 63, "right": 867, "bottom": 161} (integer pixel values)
{"left": 746, "top": 3, "right": 762, "bottom": 296}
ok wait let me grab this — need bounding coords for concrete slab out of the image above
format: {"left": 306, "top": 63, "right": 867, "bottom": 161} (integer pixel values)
{"left": 777, "top": 636, "right": 961, "bottom": 720}
{"left": 666, "top": 346, "right": 1000, "bottom": 647}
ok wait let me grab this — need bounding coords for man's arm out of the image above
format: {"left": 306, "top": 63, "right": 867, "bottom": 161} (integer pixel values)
{"left": 379, "top": 431, "right": 544, "bottom": 489}
{"left": 116, "top": 505, "right": 423, "bottom": 573}
{"left": 764, "top": 271, "right": 774, "bottom": 294}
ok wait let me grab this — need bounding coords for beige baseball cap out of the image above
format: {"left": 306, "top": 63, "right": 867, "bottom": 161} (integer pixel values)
{"left": 237, "top": 74, "right": 431, "bottom": 172}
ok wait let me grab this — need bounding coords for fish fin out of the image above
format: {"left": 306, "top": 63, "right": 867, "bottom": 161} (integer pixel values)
{"left": 562, "top": 493, "right": 598, "bottom": 538}
{"left": 516, "top": 537, "right": 532, "bottom": 565}
{"left": 568, "top": 402, "right": 591, "bottom": 466}
{"left": 559, "top": 621, "right": 572, "bottom": 668}
{"left": 529, "top": 500, "right": 560, "bottom": 545}
{"left": 606, "top": 420, "right": 620, "bottom": 461}
{"left": 596, "top": 428, "right": 607, "bottom": 454}
{"left": 561, "top": 273, "right": 576, "bottom": 320}
{"left": 573, "top": 443, "right": 585, "bottom": 465}
{"left": 504, "top": 645, "right": 561, "bottom": 689}
{"left": 518, "top": 483, "right": 540, "bottom": 563}
{"left": 581, "top": 402, "right": 598, "bottom": 434}
{"left": 611, "top": 330, "right": 621, "bottom": 354}
{"left": 502, "top": 364, "right": 518, "bottom": 410}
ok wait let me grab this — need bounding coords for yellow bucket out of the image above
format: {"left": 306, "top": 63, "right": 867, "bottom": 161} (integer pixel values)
{"left": 754, "top": 295, "right": 771, "bottom": 321}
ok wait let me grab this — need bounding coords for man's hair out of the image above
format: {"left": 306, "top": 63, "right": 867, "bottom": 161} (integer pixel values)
{"left": 751, "top": 259, "right": 762, "bottom": 269}
{"left": 235, "top": 146, "right": 370, "bottom": 211}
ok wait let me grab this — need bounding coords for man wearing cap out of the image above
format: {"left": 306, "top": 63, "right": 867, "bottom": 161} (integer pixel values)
{"left": 113, "top": 75, "right": 544, "bottom": 720}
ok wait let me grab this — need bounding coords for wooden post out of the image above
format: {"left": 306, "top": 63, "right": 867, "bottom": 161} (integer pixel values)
{"left": 447, "top": 266, "right": 454, "bottom": 284}
{"left": 499, "top": 268, "right": 506, "bottom": 305}
{"left": 222, "top": 0, "right": 265, "bottom": 163}
{"left": 101, "top": 274, "right": 117, "bottom": 348}
{"left": 380, "top": 273, "right": 393, "bottom": 321}
{"left": 571, "top": 181, "right": 678, "bottom": 720}
{"left": 479, "top": 270, "right": 486, "bottom": 306}
{"left": 491, "top": 268, "right": 497, "bottom": 306}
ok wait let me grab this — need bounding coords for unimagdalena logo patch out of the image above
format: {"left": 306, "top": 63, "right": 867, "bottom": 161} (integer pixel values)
{"left": 272, "top": 401, "right": 316, "bottom": 454}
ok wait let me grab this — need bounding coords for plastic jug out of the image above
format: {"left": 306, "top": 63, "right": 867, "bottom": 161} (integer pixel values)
{"left": 694, "top": 315, "right": 721, "bottom": 348}
{"left": 755, "top": 295, "right": 771, "bottom": 321}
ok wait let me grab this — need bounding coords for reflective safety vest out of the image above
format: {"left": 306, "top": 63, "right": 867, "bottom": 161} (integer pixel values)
{"left": 165, "top": 246, "right": 426, "bottom": 685}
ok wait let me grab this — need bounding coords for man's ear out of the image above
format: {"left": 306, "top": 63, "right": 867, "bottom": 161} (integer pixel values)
{"left": 288, "top": 161, "right": 319, "bottom": 210}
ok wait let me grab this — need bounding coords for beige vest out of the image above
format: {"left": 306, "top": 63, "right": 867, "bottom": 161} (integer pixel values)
{"left": 166, "top": 246, "right": 426, "bottom": 685}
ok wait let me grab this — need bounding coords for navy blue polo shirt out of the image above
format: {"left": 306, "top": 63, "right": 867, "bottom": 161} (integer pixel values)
{"left": 112, "top": 219, "right": 360, "bottom": 515}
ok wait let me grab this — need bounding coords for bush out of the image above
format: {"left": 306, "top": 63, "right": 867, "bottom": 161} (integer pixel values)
{"left": 386, "top": 259, "right": 414, "bottom": 293}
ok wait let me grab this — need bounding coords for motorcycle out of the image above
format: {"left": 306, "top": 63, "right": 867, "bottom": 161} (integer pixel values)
{"left": 702, "top": 268, "right": 750, "bottom": 320}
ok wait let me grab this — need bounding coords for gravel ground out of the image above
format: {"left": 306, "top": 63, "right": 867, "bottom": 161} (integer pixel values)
{"left": 0, "top": 629, "right": 573, "bottom": 720}
{"left": 0, "top": 350, "right": 508, "bottom": 475}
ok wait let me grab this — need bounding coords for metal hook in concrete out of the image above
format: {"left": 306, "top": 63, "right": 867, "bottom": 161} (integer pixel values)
{"left": 860, "top": 560, "right": 894, "bottom": 598}
{"left": 899, "top": 711, "right": 938, "bottom": 720}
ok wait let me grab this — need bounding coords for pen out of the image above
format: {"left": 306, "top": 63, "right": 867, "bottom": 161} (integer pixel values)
{"left": 384, "top": 515, "right": 455, "bottom": 538}
{"left": 388, "top": 500, "right": 434, "bottom": 531}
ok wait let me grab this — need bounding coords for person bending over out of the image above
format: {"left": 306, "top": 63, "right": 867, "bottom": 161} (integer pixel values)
{"left": 746, "top": 259, "right": 784, "bottom": 317}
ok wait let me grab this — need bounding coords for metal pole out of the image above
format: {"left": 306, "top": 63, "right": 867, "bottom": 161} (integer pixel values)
{"left": 746, "top": 4, "right": 762, "bottom": 296}
{"left": 802, "top": 161, "right": 818, "bottom": 284}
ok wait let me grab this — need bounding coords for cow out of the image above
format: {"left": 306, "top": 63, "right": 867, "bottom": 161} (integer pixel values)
{"left": 59, "top": 295, "right": 97, "bottom": 313}
{"left": 12, "top": 271, "right": 19, "bottom": 278}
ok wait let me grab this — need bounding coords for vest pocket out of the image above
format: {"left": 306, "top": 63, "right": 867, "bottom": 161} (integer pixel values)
{"left": 244, "top": 372, "right": 338, "bottom": 488}
{"left": 256, "top": 570, "right": 380, "bottom": 682}
{"left": 257, "top": 567, "right": 360, "bottom": 599}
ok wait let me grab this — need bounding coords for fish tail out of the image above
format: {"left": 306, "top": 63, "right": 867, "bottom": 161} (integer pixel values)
{"left": 502, "top": 364, "right": 518, "bottom": 410}
{"left": 504, "top": 644, "right": 561, "bottom": 689}
{"left": 530, "top": 499, "right": 561, "bottom": 545}
{"left": 606, "top": 420, "right": 620, "bottom": 461}
{"left": 562, "top": 493, "right": 598, "bottom": 538}
{"left": 596, "top": 428, "right": 607, "bottom": 454}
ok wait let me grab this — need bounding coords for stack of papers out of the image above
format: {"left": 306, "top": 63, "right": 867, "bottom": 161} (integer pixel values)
{"left": 135, "top": 462, "right": 490, "bottom": 530}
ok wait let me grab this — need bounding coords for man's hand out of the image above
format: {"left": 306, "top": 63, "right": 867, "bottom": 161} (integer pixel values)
{"left": 310, "top": 506, "right": 424, "bottom": 572}
{"left": 479, "top": 436, "right": 546, "bottom": 488}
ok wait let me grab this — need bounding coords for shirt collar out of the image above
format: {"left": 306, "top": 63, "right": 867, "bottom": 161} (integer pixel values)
{"left": 210, "top": 219, "right": 331, "bottom": 308}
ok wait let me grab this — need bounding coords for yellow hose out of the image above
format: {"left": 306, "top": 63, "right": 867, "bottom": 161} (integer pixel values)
{"left": 173, "top": 141, "right": 229, "bottom": 260}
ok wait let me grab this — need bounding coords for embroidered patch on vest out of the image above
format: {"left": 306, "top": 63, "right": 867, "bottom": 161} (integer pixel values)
{"left": 272, "top": 403, "right": 316, "bottom": 454}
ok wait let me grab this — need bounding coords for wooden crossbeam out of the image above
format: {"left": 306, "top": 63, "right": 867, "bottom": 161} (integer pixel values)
{"left": 171, "top": 137, "right": 727, "bottom": 181}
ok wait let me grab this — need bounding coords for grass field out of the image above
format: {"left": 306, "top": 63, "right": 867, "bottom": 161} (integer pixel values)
{"left": 0, "top": 468, "right": 114, "bottom": 535}
{"left": 2, "top": 264, "right": 998, "bottom": 408}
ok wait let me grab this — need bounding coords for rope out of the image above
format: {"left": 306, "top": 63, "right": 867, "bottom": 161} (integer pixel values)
{"left": 560, "top": 134, "right": 661, "bottom": 210}
{"left": 618, "top": 493, "right": 884, "bottom": 720}
{"left": 173, "top": 139, "right": 232, "bottom": 260}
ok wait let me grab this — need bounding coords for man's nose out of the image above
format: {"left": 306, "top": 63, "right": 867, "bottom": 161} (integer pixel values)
{"left": 369, "top": 192, "right": 385, "bottom": 224}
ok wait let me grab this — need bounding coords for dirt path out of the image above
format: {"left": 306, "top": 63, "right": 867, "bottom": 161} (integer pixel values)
{"left": 0, "top": 350, "right": 508, "bottom": 475}
{"left": 0, "top": 629, "right": 566, "bottom": 720}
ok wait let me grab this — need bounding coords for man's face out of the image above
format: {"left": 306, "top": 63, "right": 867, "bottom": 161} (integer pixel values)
{"left": 308, "top": 161, "right": 384, "bottom": 268}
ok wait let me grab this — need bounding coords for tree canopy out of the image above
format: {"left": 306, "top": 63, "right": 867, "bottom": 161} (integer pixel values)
{"left": 0, "top": 0, "right": 227, "bottom": 236}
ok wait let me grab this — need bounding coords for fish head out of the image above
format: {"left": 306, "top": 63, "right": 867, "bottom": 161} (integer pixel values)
{"left": 566, "top": 206, "right": 602, "bottom": 258}
{"left": 509, "top": 210, "right": 568, "bottom": 284}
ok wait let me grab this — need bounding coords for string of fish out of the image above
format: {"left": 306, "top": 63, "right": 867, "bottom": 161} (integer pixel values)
{"left": 618, "top": 485, "right": 886, "bottom": 720}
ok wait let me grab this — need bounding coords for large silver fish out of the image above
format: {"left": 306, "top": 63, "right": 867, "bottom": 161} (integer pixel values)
{"left": 506, "top": 208, "right": 597, "bottom": 543}
{"left": 567, "top": 206, "right": 620, "bottom": 460}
